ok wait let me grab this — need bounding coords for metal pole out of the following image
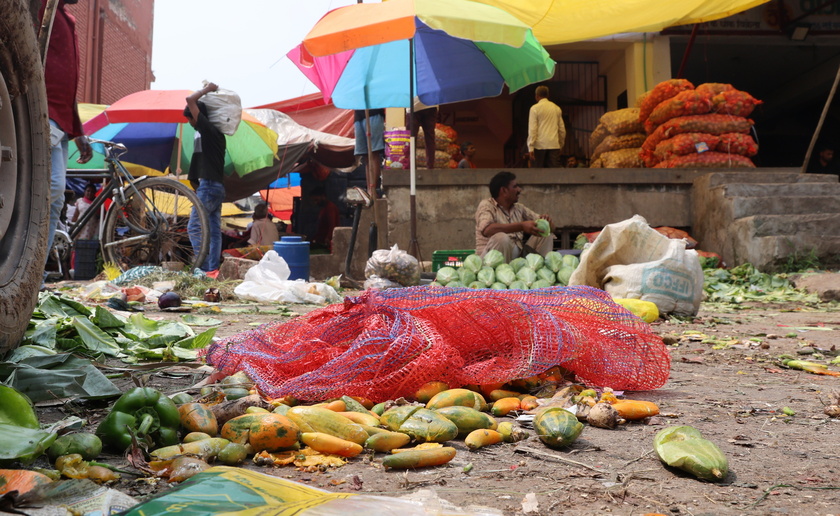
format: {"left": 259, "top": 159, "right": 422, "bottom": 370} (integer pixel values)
{"left": 676, "top": 24, "right": 699, "bottom": 79}
{"left": 801, "top": 64, "right": 840, "bottom": 174}
{"left": 38, "top": 0, "right": 60, "bottom": 64}
{"left": 407, "top": 38, "right": 421, "bottom": 261}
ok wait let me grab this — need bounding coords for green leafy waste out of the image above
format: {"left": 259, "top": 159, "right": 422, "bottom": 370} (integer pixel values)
{"left": 702, "top": 263, "right": 821, "bottom": 306}
{"left": 21, "top": 293, "right": 215, "bottom": 363}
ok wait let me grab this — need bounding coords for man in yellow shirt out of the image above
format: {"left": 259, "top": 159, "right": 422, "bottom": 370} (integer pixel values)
{"left": 527, "top": 85, "right": 566, "bottom": 168}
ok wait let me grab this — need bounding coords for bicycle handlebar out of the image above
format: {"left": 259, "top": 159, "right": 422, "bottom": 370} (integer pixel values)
{"left": 88, "top": 138, "right": 128, "bottom": 160}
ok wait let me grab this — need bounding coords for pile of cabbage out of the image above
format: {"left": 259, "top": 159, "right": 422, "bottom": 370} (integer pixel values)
{"left": 433, "top": 249, "right": 579, "bottom": 289}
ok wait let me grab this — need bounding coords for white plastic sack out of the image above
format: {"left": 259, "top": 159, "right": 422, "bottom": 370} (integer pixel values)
{"left": 363, "top": 275, "right": 402, "bottom": 290}
{"left": 234, "top": 251, "right": 341, "bottom": 304}
{"left": 568, "top": 215, "right": 704, "bottom": 316}
{"left": 201, "top": 81, "right": 242, "bottom": 136}
{"left": 364, "top": 244, "right": 420, "bottom": 287}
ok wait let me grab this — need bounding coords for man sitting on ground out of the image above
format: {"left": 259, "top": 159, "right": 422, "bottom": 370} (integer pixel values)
{"left": 474, "top": 171, "right": 554, "bottom": 261}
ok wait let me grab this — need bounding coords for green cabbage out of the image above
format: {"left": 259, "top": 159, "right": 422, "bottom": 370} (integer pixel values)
{"left": 469, "top": 281, "right": 484, "bottom": 289}
{"left": 446, "top": 280, "right": 465, "bottom": 288}
{"left": 516, "top": 267, "right": 537, "bottom": 286}
{"left": 483, "top": 250, "right": 505, "bottom": 269}
{"left": 509, "top": 257, "right": 527, "bottom": 273}
{"left": 536, "top": 218, "right": 550, "bottom": 238}
{"left": 562, "top": 254, "right": 580, "bottom": 268}
{"left": 496, "top": 267, "right": 516, "bottom": 286}
{"left": 490, "top": 282, "right": 507, "bottom": 290}
{"left": 435, "top": 267, "right": 459, "bottom": 285}
{"left": 525, "top": 253, "right": 544, "bottom": 271}
{"left": 458, "top": 268, "right": 476, "bottom": 286}
{"left": 537, "top": 267, "right": 556, "bottom": 285}
{"left": 544, "top": 251, "right": 564, "bottom": 273}
{"left": 531, "top": 279, "right": 552, "bottom": 289}
{"left": 508, "top": 280, "right": 528, "bottom": 290}
{"left": 556, "top": 266, "right": 575, "bottom": 286}
{"left": 477, "top": 266, "right": 495, "bottom": 287}
{"left": 495, "top": 263, "right": 513, "bottom": 274}
{"left": 463, "top": 254, "right": 483, "bottom": 274}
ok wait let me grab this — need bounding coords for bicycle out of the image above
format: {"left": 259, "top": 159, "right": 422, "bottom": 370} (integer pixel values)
{"left": 54, "top": 138, "right": 210, "bottom": 273}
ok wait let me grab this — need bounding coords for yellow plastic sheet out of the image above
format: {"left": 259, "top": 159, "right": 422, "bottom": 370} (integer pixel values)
{"left": 473, "top": 0, "right": 770, "bottom": 46}
{"left": 122, "top": 466, "right": 501, "bottom": 516}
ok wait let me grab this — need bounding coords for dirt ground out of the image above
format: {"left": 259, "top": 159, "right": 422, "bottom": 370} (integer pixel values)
{"left": 26, "top": 278, "right": 840, "bottom": 516}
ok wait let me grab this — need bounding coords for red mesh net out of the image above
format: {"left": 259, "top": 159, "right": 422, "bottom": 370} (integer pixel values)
{"left": 203, "top": 286, "right": 671, "bottom": 402}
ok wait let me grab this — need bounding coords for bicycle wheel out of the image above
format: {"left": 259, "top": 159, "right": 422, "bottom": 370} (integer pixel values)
{"left": 102, "top": 177, "right": 210, "bottom": 271}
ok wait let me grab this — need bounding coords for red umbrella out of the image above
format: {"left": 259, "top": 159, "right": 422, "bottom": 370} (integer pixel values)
{"left": 102, "top": 89, "right": 194, "bottom": 123}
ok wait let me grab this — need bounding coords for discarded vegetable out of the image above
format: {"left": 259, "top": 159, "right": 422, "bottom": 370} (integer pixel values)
{"left": 653, "top": 425, "right": 728, "bottom": 482}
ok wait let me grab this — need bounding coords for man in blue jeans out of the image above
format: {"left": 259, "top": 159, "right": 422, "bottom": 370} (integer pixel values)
{"left": 42, "top": 0, "right": 92, "bottom": 283}
{"left": 185, "top": 83, "right": 226, "bottom": 274}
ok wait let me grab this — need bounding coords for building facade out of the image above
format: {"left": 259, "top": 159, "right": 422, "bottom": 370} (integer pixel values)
{"left": 66, "top": 0, "right": 154, "bottom": 104}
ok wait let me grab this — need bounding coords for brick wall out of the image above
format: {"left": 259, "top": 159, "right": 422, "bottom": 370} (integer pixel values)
{"left": 67, "top": 0, "right": 154, "bottom": 105}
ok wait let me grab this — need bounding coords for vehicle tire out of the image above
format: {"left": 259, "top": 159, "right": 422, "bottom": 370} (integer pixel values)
{"left": 101, "top": 177, "right": 210, "bottom": 271}
{"left": 0, "top": 0, "right": 51, "bottom": 356}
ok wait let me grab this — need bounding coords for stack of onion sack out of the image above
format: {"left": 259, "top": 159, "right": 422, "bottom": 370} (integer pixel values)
{"left": 203, "top": 286, "right": 670, "bottom": 402}
{"left": 416, "top": 123, "right": 460, "bottom": 169}
{"left": 589, "top": 108, "right": 646, "bottom": 168}
{"left": 639, "top": 80, "right": 761, "bottom": 168}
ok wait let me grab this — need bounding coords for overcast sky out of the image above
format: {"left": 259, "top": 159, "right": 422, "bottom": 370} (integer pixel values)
{"left": 151, "top": 1, "right": 368, "bottom": 107}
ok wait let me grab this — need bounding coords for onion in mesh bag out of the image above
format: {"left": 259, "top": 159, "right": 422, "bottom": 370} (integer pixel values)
{"left": 435, "top": 266, "right": 459, "bottom": 285}
{"left": 477, "top": 266, "right": 496, "bottom": 287}
{"left": 483, "top": 250, "right": 505, "bottom": 269}
{"left": 463, "top": 254, "right": 483, "bottom": 274}
{"left": 537, "top": 267, "right": 556, "bottom": 285}
{"left": 525, "top": 253, "right": 544, "bottom": 271}
{"left": 545, "top": 251, "right": 564, "bottom": 273}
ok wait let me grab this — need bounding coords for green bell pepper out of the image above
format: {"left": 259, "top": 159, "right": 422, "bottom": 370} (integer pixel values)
{"left": 0, "top": 384, "right": 39, "bottom": 428}
{"left": 96, "top": 387, "right": 180, "bottom": 451}
{"left": 0, "top": 385, "right": 55, "bottom": 464}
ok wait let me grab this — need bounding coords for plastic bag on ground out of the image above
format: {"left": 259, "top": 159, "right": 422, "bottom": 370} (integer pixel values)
{"left": 364, "top": 244, "right": 420, "bottom": 287}
{"left": 122, "top": 466, "right": 501, "bottom": 516}
{"left": 568, "top": 215, "right": 704, "bottom": 316}
{"left": 234, "top": 251, "right": 341, "bottom": 304}
{"left": 364, "top": 275, "right": 402, "bottom": 290}
{"left": 200, "top": 81, "right": 242, "bottom": 135}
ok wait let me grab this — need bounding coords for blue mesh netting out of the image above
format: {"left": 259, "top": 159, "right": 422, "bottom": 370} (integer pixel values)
{"left": 204, "top": 285, "right": 671, "bottom": 402}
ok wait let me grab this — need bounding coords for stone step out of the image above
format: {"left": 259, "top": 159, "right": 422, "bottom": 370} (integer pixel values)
{"left": 721, "top": 182, "right": 840, "bottom": 198}
{"left": 730, "top": 195, "right": 840, "bottom": 217}
{"left": 705, "top": 170, "right": 838, "bottom": 187}
{"left": 734, "top": 212, "right": 840, "bottom": 237}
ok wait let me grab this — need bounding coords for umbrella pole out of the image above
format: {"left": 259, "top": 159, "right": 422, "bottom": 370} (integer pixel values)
{"left": 407, "top": 37, "right": 421, "bottom": 262}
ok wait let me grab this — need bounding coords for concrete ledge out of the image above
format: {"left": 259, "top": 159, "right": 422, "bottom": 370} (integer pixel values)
{"left": 219, "top": 256, "right": 259, "bottom": 280}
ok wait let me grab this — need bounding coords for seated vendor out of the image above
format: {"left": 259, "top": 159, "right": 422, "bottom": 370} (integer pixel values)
{"left": 247, "top": 202, "right": 280, "bottom": 247}
{"left": 475, "top": 171, "right": 554, "bottom": 262}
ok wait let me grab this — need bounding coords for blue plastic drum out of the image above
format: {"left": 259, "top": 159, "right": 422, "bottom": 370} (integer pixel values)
{"left": 274, "top": 236, "right": 310, "bottom": 281}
